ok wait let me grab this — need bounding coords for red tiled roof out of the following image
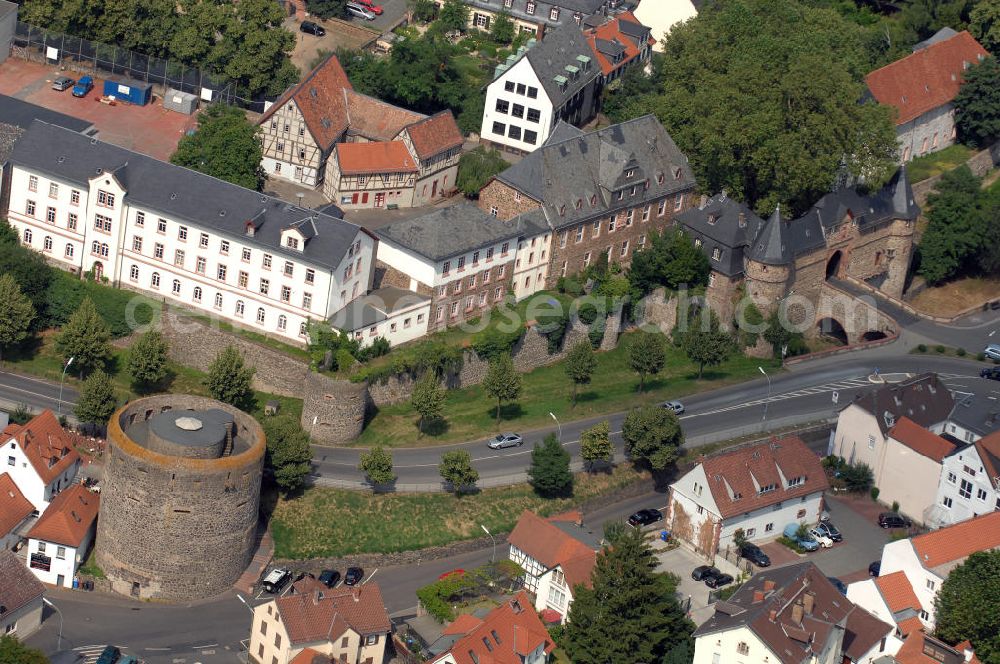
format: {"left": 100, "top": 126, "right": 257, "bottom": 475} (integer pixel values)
{"left": 27, "top": 483, "right": 98, "bottom": 547}
{"left": 584, "top": 12, "right": 655, "bottom": 76}
{"left": 287, "top": 648, "right": 325, "bottom": 664}
{"left": 874, "top": 571, "right": 921, "bottom": 614}
{"left": 259, "top": 54, "right": 352, "bottom": 151}
{"left": 897, "top": 616, "right": 925, "bottom": 636}
{"left": 895, "top": 631, "right": 980, "bottom": 664}
{"left": 275, "top": 584, "right": 391, "bottom": 645}
{"left": 335, "top": 141, "right": 417, "bottom": 175}
{"left": 5, "top": 409, "right": 79, "bottom": 485}
{"left": 345, "top": 90, "right": 425, "bottom": 142}
{"left": 0, "top": 473, "right": 33, "bottom": 537}
{"left": 558, "top": 550, "right": 597, "bottom": 589}
{"left": 442, "top": 613, "right": 483, "bottom": 636}
{"left": 910, "top": 511, "right": 1000, "bottom": 570}
{"left": 403, "top": 111, "right": 463, "bottom": 160}
{"left": 508, "top": 510, "right": 597, "bottom": 587}
{"left": 699, "top": 436, "right": 829, "bottom": 519}
{"left": 0, "top": 549, "right": 44, "bottom": 616}
{"left": 865, "top": 31, "right": 989, "bottom": 125}
{"left": 889, "top": 417, "right": 955, "bottom": 462}
{"left": 433, "top": 592, "right": 554, "bottom": 664}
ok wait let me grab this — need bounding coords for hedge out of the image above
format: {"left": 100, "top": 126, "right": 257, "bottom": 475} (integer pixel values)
{"left": 43, "top": 270, "right": 157, "bottom": 338}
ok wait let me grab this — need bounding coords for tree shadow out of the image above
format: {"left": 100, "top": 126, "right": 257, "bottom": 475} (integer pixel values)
{"left": 575, "top": 391, "right": 599, "bottom": 404}
{"left": 7, "top": 335, "right": 43, "bottom": 362}
{"left": 485, "top": 403, "right": 524, "bottom": 422}
{"left": 416, "top": 416, "right": 450, "bottom": 437}
{"left": 584, "top": 460, "right": 615, "bottom": 474}
{"left": 132, "top": 366, "right": 179, "bottom": 396}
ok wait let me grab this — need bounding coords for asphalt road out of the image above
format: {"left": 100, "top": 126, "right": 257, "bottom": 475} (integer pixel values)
{"left": 0, "top": 369, "right": 78, "bottom": 417}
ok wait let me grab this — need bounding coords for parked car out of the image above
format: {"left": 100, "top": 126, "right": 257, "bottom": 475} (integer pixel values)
{"left": 344, "top": 566, "right": 365, "bottom": 586}
{"left": 739, "top": 543, "right": 771, "bottom": 567}
{"left": 300, "top": 20, "right": 326, "bottom": 36}
{"left": 981, "top": 366, "right": 1000, "bottom": 381}
{"left": 438, "top": 569, "right": 466, "bottom": 580}
{"left": 660, "top": 400, "right": 685, "bottom": 414}
{"left": 118, "top": 657, "right": 138, "bottom": 664}
{"left": 72, "top": 76, "right": 94, "bottom": 98}
{"left": 878, "top": 512, "right": 912, "bottom": 529}
{"left": 319, "top": 569, "right": 341, "bottom": 587}
{"left": 51, "top": 75, "right": 75, "bottom": 91}
{"left": 985, "top": 343, "right": 1000, "bottom": 361}
{"left": 95, "top": 646, "right": 121, "bottom": 664}
{"left": 691, "top": 565, "right": 720, "bottom": 581}
{"left": 356, "top": 0, "right": 384, "bottom": 13}
{"left": 346, "top": 2, "right": 376, "bottom": 19}
{"left": 783, "top": 523, "right": 820, "bottom": 551}
{"left": 827, "top": 577, "right": 848, "bottom": 595}
{"left": 813, "top": 521, "right": 843, "bottom": 542}
{"left": 262, "top": 567, "right": 291, "bottom": 593}
{"left": 628, "top": 508, "right": 663, "bottom": 528}
{"left": 868, "top": 561, "right": 881, "bottom": 577}
{"left": 808, "top": 526, "right": 834, "bottom": 548}
{"left": 488, "top": 432, "right": 523, "bottom": 449}
{"left": 705, "top": 571, "right": 734, "bottom": 588}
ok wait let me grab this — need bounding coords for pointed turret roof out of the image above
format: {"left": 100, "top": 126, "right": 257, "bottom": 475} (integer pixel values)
{"left": 748, "top": 205, "right": 792, "bottom": 265}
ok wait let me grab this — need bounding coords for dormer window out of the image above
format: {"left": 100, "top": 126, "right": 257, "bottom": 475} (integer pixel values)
{"left": 625, "top": 169, "right": 634, "bottom": 178}
{"left": 590, "top": 194, "right": 597, "bottom": 206}
{"left": 657, "top": 173, "right": 665, "bottom": 184}
{"left": 575, "top": 199, "right": 582, "bottom": 210}
{"left": 708, "top": 214, "right": 717, "bottom": 225}
{"left": 673, "top": 167, "right": 682, "bottom": 180}
{"left": 286, "top": 236, "right": 299, "bottom": 250}
{"left": 549, "top": 6, "right": 559, "bottom": 20}
{"left": 245, "top": 221, "right": 255, "bottom": 237}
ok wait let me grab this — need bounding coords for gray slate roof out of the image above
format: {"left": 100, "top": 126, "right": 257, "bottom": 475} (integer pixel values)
{"left": 467, "top": 0, "right": 607, "bottom": 27}
{"left": 914, "top": 26, "right": 959, "bottom": 51}
{"left": 676, "top": 193, "right": 765, "bottom": 277}
{"left": 846, "top": 372, "right": 954, "bottom": 436}
{"left": 0, "top": 93, "right": 95, "bottom": 134}
{"left": 947, "top": 379, "right": 1000, "bottom": 438}
{"left": 524, "top": 22, "right": 601, "bottom": 108}
{"left": 375, "top": 203, "right": 546, "bottom": 262}
{"left": 9, "top": 121, "right": 364, "bottom": 271}
{"left": 496, "top": 114, "right": 695, "bottom": 231}
{"left": 329, "top": 285, "right": 430, "bottom": 331}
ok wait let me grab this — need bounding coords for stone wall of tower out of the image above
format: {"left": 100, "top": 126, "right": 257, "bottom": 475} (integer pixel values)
{"left": 745, "top": 260, "right": 791, "bottom": 315}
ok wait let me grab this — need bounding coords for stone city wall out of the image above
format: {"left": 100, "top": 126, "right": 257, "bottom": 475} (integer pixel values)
{"left": 300, "top": 372, "right": 370, "bottom": 445}
{"left": 911, "top": 140, "right": 1000, "bottom": 205}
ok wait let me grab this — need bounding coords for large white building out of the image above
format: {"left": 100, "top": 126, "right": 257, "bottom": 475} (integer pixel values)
{"left": 25, "top": 483, "right": 99, "bottom": 588}
{"left": 933, "top": 430, "right": 1000, "bottom": 526}
{"left": 6, "top": 120, "right": 376, "bottom": 345}
{"left": 666, "top": 436, "right": 828, "bottom": 556}
{"left": 2, "top": 409, "right": 80, "bottom": 512}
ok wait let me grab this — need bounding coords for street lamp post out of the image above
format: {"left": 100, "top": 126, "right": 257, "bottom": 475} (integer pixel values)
{"left": 235, "top": 593, "right": 255, "bottom": 614}
{"left": 549, "top": 412, "right": 562, "bottom": 441}
{"left": 42, "top": 597, "right": 63, "bottom": 651}
{"left": 758, "top": 366, "right": 771, "bottom": 421}
{"left": 481, "top": 524, "right": 496, "bottom": 563}
{"left": 57, "top": 356, "right": 74, "bottom": 416}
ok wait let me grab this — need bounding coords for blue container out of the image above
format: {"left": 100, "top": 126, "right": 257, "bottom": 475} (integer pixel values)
{"left": 72, "top": 577, "right": 80, "bottom": 589}
{"left": 102, "top": 77, "right": 153, "bottom": 106}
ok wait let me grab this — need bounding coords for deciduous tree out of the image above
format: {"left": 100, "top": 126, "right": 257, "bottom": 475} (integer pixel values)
{"left": 483, "top": 354, "right": 521, "bottom": 424}
{"left": 0, "top": 634, "right": 48, "bottom": 664}
{"left": 918, "top": 165, "right": 984, "bottom": 284}
{"left": 626, "top": 331, "right": 666, "bottom": 392}
{"left": 490, "top": 11, "right": 514, "bottom": 43}
{"left": 681, "top": 310, "right": 734, "bottom": 378}
{"left": 307, "top": 0, "right": 348, "bottom": 19}
{"left": 456, "top": 147, "right": 508, "bottom": 197}
{"left": 627, "top": 230, "right": 709, "bottom": 300}
{"left": 0, "top": 274, "right": 34, "bottom": 367}
{"left": 439, "top": 449, "right": 479, "bottom": 493}
{"left": 622, "top": 405, "right": 683, "bottom": 471}
{"left": 74, "top": 369, "right": 118, "bottom": 428}
{"left": 206, "top": 345, "right": 256, "bottom": 411}
{"left": 171, "top": 104, "right": 265, "bottom": 190}
{"left": 262, "top": 415, "right": 313, "bottom": 494}
{"left": 438, "top": 0, "right": 469, "bottom": 31}
{"left": 971, "top": 0, "right": 1000, "bottom": 53}
{"left": 127, "top": 329, "right": 169, "bottom": 392}
{"left": 955, "top": 56, "right": 1000, "bottom": 147}
{"left": 564, "top": 340, "right": 597, "bottom": 406}
{"left": 55, "top": 297, "right": 112, "bottom": 377}
{"left": 411, "top": 372, "right": 446, "bottom": 435}
{"left": 580, "top": 420, "right": 613, "bottom": 470}
{"left": 528, "top": 433, "right": 573, "bottom": 497}
{"left": 934, "top": 550, "right": 1000, "bottom": 663}
{"left": 359, "top": 445, "right": 395, "bottom": 488}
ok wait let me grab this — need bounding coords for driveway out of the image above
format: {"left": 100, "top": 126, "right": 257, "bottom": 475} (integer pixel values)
{"left": 653, "top": 544, "right": 716, "bottom": 626}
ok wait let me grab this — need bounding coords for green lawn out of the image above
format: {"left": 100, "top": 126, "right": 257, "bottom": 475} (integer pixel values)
{"left": 353, "top": 331, "right": 781, "bottom": 447}
{"left": 270, "top": 463, "right": 648, "bottom": 559}
{"left": 907, "top": 144, "right": 975, "bottom": 183}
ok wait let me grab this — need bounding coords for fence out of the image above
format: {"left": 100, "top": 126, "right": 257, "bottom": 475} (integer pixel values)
{"left": 10, "top": 21, "right": 266, "bottom": 112}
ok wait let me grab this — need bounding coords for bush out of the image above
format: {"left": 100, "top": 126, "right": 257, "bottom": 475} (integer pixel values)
{"left": 558, "top": 277, "right": 585, "bottom": 297}
{"left": 978, "top": 352, "right": 986, "bottom": 361}
{"left": 544, "top": 312, "right": 571, "bottom": 354}
{"left": 588, "top": 316, "right": 606, "bottom": 348}
{"left": 778, "top": 536, "right": 808, "bottom": 554}
{"left": 935, "top": 345, "right": 946, "bottom": 353}
{"left": 957, "top": 347, "right": 967, "bottom": 356}
{"left": 578, "top": 303, "right": 600, "bottom": 325}
{"left": 870, "top": 486, "right": 880, "bottom": 501}
{"left": 335, "top": 348, "right": 356, "bottom": 372}
{"left": 471, "top": 326, "right": 523, "bottom": 361}
{"left": 44, "top": 270, "right": 156, "bottom": 337}
{"left": 891, "top": 500, "right": 900, "bottom": 512}
{"left": 841, "top": 462, "right": 874, "bottom": 493}
{"left": 917, "top": 344, "right": 927, "bottom": 353}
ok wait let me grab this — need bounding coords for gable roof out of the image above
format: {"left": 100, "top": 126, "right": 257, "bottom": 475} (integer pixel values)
{"left": 0, "top": 549, "right": 44, "bottom": 617}
{"left": 495, "top": 114, "right": 694, "bottom": 231}
{"left": 432, "top": 591, "right": 554, "bottom": 664}
{"left": 334, "top": 141, "right": 418, "bottom": 175}
{"left": 847, "top": 373, "right": 953, "bottom": 436}
{"left": 909, "top": 511, "right": 1000, "bottom": 574}
{"left": 583, "top": 12, "right": 654, "bottom": 76}
{"left": 401, "top": 110, "right": 464, "bottom": 160}
{"left": 275, "top": 584, "right": 391, "bottom": 645}
{"left": 11, "top": 121, "right": 364, "bottom": 271}
{"left": 259, "top": 54, "right": 352, "bottom": 151}
{"left": 874, "top": 571, "right": 921, "bottom": 615}
{"left": 865, "top": 30, "right": 989, "bottom": 125}
{"left": 0, "top": 472, "right": 34, "bottom": 537}
{"left": 522, "top": 22, "right": 601, "bottom": 108}
{"left": 678, "top": 193, "right": 766, "bottom": 277}
{"left": 287, "top": 648, "right": 326, "bottom": 664}
{"left": 27, "top": 483, "right": 99, "bottom": 547}
{"left": 889, "top": 417, "right": 955, "bottom": 463}
{"left": 947, "top": 389, "right": 1000, "bottom": 438}
{"left": 895, "top": 631, "right": 981, "bottom": 664}
{"left": 4, "top": 409, "right": 79, "bottom": 486}
{"left": 507, "top": 510, "right": 599, "bottom": 587}
{"left": 971, "top": 430, "right": 1000, "bottom": 489}
{"left": 695, "top": 436, "right": 828, "bottom": 519}
{"left": 344, "top": 89, "right": 426, "bottom": 142}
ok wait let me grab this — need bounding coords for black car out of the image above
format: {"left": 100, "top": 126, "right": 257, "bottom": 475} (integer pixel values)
{"left": 300, "top": 20, "right": 326, "bottom": 36}
{"left": 628, "top": 508, "right": 663, "bottom": 528}
{"left": 691, "top": 565, "right": 720, "bottom": 581}
{"left": 344, "top": 566, "right": 364, "bottom": 586}
{"left": 981, "top": 366, "right": 1000, "bottom": 381}
{"left": 96, "top": 646, "right": 121, "bottom": 664}
{"left": 869, "top": 561, "right": 881, "bottom": 577}
{"left": 814, "top": 521, "right": 843, "bottom": 542}
{"left": 827, "top": 576, "right": 848, "bottom": 595}
{"left": 705, "top": 572, "right": 734, "bottom": 588}
{"left": 319, "top": 569, "right": 341, "bottom": 587}
{"left": 739, "top": 543, "right": 771, "bottom": 567}
{"left": 878, "top": 512, "right": 912, "bottom": 529}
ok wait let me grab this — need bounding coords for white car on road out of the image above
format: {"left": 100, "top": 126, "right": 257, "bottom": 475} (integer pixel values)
{"left": 808, "top": 526, "right": 835, "bottom": 548}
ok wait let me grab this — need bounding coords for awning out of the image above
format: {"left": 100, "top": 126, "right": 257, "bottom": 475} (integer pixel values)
{"left": 540, "top": 609, "right": 562, "bottom": 623}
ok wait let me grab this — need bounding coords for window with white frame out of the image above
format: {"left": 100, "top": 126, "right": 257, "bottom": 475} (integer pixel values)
{"left": 65, "top": 244, "right": 74, "bottom": 258}
{"left": 193, "top": 286, "right": 202, "bottom": 302}
{"left": 28, "top": 175, "right": 38, "bottom": 191}
{"left": 260, "top": 278, "right": 270, "bottom": 295}
{"left": 281, "top": 286, "right": 291, "bottom": 302}
{"left": 129, "top": 265, "right": 139, "bottom": 281}
{"left": 235, "top": 300, "right": 245, "bottom": 317}
{"left": 68, "top": 213, "right": 77, "bottom": 230}
{"left": 151, "top": 272, "right": 161, "bottom": 288}
{"left": 200, "top": 233, "right": 209, "bottom": 248}
{"left": 214, "top": 293, "right": 223, "bottom": 308}
{"left": 256, "top": 308, "right": 265, "bottom": 324}
{"left": 157, "top": 218, "right": 167, "bottom": 233}
{"left": 43, "top": 235, "right": 52, "bottom": 251}
{"left": 172, "top": 279, "right": 181, "bottom": 295}
{"left": 217, "top": 265, "right": 227, "bottom": 281}
{"left": 278, "top": 315, "right": 287, "bottom": 331}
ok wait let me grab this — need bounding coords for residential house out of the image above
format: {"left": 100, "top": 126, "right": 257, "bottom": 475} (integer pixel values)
{"left": 933, "top": 429, "right": 1000, "bottom": 527}
{"left": 632, "top": 0, "right": 697, "bottom": 51}
{"left": 478, "top": 115, "right": 697, "bottom": 291}
{"left": 875, "top": 511, "right": 1000, "bottom": 628}
{"left": 328, "top": 286, "right": 432, "bottom": 347}
{"left": 428, "top": 591, "right": 555, "bottom": 664}
{"left": 582, "top": 11, "right": 655, "bottom": 86}
{"left": 0, "top": 549, "right": 45, "bottom": 638}
{"left": 941, "top": 387, "right": 1000, "bottom": 444}
{"left": 258, "top": 55, "right": 463, "bottom": 206}
{"left": 845, "top": 571, "right": 924, "bottom": 654}
{"left": 373, "top": 203, "right": 549, "bottom": 331}
{"left": 480, "top": 23, "right": 601, "bottom": 155}
{"left": 692, "top": 562, "right": 893, "bottom": 664}
{"left": 666, "top": 436, "right": 828, "bottom": 556}
{"left": 865, "top": 29, "right": 989, "bottom": 162}
{"left": 893, "top": 631, "right": 982, "bottom": 664}
{"left": 25, "top": 483, "right": 99, "bottom": 588}
{"left": 831, "top": 373, "right": 953, "bottom": 471}
{"left": 0, "top": 473, "right": 34, "bottom": 552}
{"left": 2, "top": 410, "right": 80, "bottom": 512}
{"left": 506, "top": 510, "right": 600, "bottom": 623}
{"left": 437, "top": 0, "right": 611, "bottom": 39}
{"left": 249, "top": 584, "right": 392, "bottom": 664}
{"left": 5, "top": 120, "right": 376, "bottom": 346}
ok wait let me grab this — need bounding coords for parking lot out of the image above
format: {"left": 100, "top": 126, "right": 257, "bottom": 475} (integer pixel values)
{"left": 0, "top": 58, "right": 197, "bottom": 160}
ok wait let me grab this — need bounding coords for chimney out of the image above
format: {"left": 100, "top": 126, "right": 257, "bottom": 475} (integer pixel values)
{"left": 353, "top": 588, "right": 360, "bottom": 602}
{"left": 803, "top": 592, "right": 815, "bottom": 615}
{"left": 738, "top": 212, "right": 746, "bottom": 228}
{"left": 791, "top": 602, "right": 804, "bottom": 625}
{"left": 312, "top": 591, "right": 321, "bottom": 605}
{"left": 768, "top": 609, "right": 777, "bottom": 622}
{"left": 699, "top": 194, "right": 708, "bottom": 209}
{"left": 752, "top": 591, "right": 765, "bottom": 604}
{"left": 763, "top": 580, "right": 775, "bottom": 592}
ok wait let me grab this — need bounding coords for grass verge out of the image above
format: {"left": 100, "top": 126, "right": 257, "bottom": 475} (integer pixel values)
{"left": 907, "top": 144, "right": 974, "bottom": 183}
{"left": 907, "top": 276, "right": 1000, "bottom": 317}
{"left": 353, "top": 333, "right": 781, "bottom": 447}
{"left": 270, "top": 463, "right": 649, "bottom": 559}
{"left": 78, "top": 546, "right": 106, "bottom": 578}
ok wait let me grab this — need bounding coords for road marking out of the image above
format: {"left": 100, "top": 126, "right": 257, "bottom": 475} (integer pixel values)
{"left": 200, "top": 650, "right": 216, "bottom": 655}
{"left": 363, "top": 568, "right": 379, "bottom": 585}
{"left": 0, "top": 381, "right": 63, "bottom": 403}
{"left": 193, "top": 644, "right": 218, "bottom": 650}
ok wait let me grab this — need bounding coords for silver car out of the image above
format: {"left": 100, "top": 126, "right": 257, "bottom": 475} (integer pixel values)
{"left": 985, "top": 343, "right": 1000, "bottom": 361}
{"left": 51, "top": 75, "right": 75, "bottom": 91}
{"left": 346, "top": 2, "right": 376, "bottom": 19}
{"left": 488, "top": 432, "right": 523, "bottom": 449}
{"left": 661, "top": 400, "right": 685, "bottom": 414}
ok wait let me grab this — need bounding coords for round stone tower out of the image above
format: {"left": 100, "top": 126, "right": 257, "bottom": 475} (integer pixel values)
{"left": 95, "top": 395, "right": 265, "bottom": 601}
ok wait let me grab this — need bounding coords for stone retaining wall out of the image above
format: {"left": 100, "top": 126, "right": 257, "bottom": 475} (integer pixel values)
{"left": 911, "top": 141, "right": 1000, "bottom": 206}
